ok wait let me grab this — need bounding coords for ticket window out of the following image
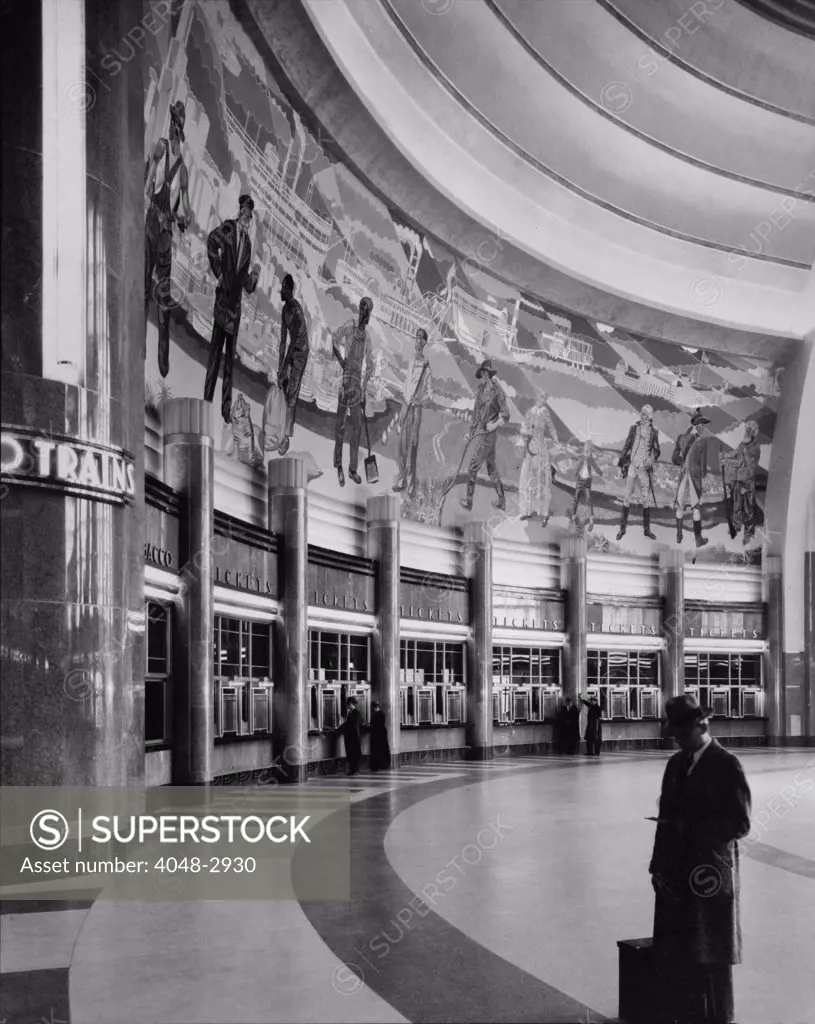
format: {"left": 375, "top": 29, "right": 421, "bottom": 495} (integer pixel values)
{"left": 684, "top": 653, "right": 763, "bottom": 718}
{"left": 492, "top": 645, "right": 562, "bottom": 724}
{"left": 399, "top": 640, "right": 466, "bottom": 726}
{"left": 145, "top": 601, "right": 172, "bottom": 747}
{"left": 588, "top": 650, "right": 660, "bottom": 721}
{"left": 309, "top": 630, "right": 371, "bottom": 731}
{"left": 213, "top": 616, "right": 273, "bottom": 739}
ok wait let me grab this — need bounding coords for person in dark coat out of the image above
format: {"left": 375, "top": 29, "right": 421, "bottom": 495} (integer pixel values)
{"left": 369, "top": 701, "right": 391, "bottom": 772}
{"left": 673, "top": 411, "right": 712, "bottom": 548}
{"left": 580, "top": 695, "right": 602, "bottom": 755}
{"left": 342, "top": 695, "right": 362, "bottom": 776}
{"left": 204, "top": 194, "right": 260, "bottom": 424}
{"left": 650, "top": 695, "right": 752, "bottom": 1024}
{"left": 559, "top": 697, "right": 581, "bottom": 755}
{"left": 276, "top": 273, "right": 310, "bottom": 455}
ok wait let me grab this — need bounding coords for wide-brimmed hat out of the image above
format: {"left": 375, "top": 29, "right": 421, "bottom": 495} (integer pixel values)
{"left": 476, "top": 359, "right": 497, "bottom": 379}
{"left": 690, "top": 411, "right": 710, "bottom": 427}
{"left": 238, "top": 194, "right": 255, "bottom": 212}
{"left": 662, "top": 694, "right": 706, "bottom": 736}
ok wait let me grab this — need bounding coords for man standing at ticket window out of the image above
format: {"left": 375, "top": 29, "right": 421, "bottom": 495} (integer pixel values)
{"left": 332, "top": 298, "right": 374, "bottom": 487}
{"left": 393, "top": 328, "right": 433, "bottom": 498}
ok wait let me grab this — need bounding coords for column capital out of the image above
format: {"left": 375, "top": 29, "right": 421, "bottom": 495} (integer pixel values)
{"left": 463, "top": 521, "right": 492, "bottom": 548}
{"left": 366, "top": 494, "right": 401, "bottom": 525}
{"left": 763, "top": 555, "right": 783, "bottom": 579}
{"left": 268, "top": 456, "right": 307, "bottom": 491}
{"left": 162, "top": 398, "right": 214, "bottom": 443}
{"left": 560, "top": 533, "right": 587, "bottom": 561}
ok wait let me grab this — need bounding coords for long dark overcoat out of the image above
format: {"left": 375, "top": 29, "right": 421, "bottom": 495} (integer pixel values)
{"left": 650, "top": 739, "right": 751, "bottom": 965}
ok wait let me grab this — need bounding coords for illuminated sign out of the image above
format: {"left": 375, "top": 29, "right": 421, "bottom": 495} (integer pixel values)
{"left": 1, "top": 427, "right": 135, "bottom": 505}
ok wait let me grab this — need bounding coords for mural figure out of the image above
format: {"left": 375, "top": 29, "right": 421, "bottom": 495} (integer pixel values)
{"left": 673, "top": 410, "right": 711, "bottom": 548}
{"left": 332, "top": 297, "right": 374, "bottom": 487}
{"left": 276, "top": 273, "right": 310, "bottom": 456}
{"left": 393, "top": 328, "right": 433, "bottom": 498}
{"left": 721, "top": 420, "right": 761, "bottom": 544}
{"left": 460, "top": 360, "right": 510, "bottom": 511}
{"left": 203, "top": 194, "right": 260, "bottom": 424}
{"left": 617, "top": 405, "right": 660, "bottom": 540}
{"left": 226, "top": 393, "right": 263, "bottom": 468}
{"left": 517, "top": 387, "right": 559, "bottom": 524}
{"left": 570, "top": 439, "right": 603, "bottom": 532}
{"left": 144, "top": 99, "right": 190, "bottom": 378}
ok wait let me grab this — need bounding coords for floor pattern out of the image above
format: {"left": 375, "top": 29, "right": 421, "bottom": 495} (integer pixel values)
{"left": 1, "top": 749, "right": 812, "bottom": 1024}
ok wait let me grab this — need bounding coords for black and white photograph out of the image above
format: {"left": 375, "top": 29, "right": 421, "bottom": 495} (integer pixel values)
{"left": 1, "top": 0, "right": 814, "bottom": 1021}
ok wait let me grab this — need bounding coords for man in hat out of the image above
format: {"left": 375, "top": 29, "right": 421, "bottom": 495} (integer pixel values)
{"left": 460, "top": 360, "right": 510, "bottom": 511}
{"left": 650, "top": 695, "right": 751, "bottom": 1023}
{"left": 204, "top": 194, "right": 260, "bottom": 423}
{"left": 674, "top": 410, "right": 712, "bottom": 547}
{"left": 341, "top": 695, "right": 362, "bottom": 776}
{"left": 332, "top": 298, "right": 374, "bottom": 486}
{"left": 275, "top": 273, "right": 310, "bottom": 456}
{"left": 394, "top": 328, "right": 434, "bottom": 498}
{"left": 144, "top": 99, "right": 191, "bottom": 377}
{"left": 616, "top": 404, "right": 660, "bottom": 540}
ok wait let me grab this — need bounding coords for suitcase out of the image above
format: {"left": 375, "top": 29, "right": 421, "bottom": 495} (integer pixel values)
{"left": 363, "top": 412, "right": 379, "bottom": 484}
{"left": 618, "top": 937, "right": 673, "bottom": 1024}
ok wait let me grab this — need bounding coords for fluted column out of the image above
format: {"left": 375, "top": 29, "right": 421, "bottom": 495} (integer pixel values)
{"left": 561, "top": 532, "right": 587, "bottom": 703}
{"left": 164, "top": 400, "right": 214, "bottom": 785}
{"left": 367, "top": 495, "right": 401, "bottom": 768}
{"left": 268, "top": 457, "right": 308, "bottom": 783}
{"left": 0, "top": 0, "right": 146, "bottom": 786}
{"left": 463, "top": 522, "right": 493, "bottom": 760}
{"left": 764, "top": 555, "right": 785, "bottom": 744}
{"left": 660, "top": 548, "right": 685, "bottom": 703}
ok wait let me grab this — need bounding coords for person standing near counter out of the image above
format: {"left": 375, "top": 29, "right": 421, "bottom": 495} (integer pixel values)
{"left": 342, "top": 695, "right": 362, "bottom": 776}
{"left": 580, "top": 695, "right": 603, "bottom": 756}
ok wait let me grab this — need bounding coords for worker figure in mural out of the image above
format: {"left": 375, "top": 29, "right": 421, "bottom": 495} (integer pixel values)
{"left": 570, "top": 439, "right": 604, "bottom": 533}
{"left": 144, "top": 99, "right": 191, "bottom": 378}
{"left": 203, "top": 194, "right": 260, "bottom": 424}
{"left": 460, "top": 360, "right": 510, "bottom": 512}
{"left": 616, "top": 405, "right": 660, "bottom": 541}
{"left": 517, "top": 387, "right": 559, "bottom": 524}
{"left": 673, "top": 410, "right": 712, "bottom": 548}
{"left": 276, "top": 274, "right": 310, "bottom": 456}
{"left": 332, "top": 297, "right": 374, "bottom": 487}
{"left": 721, "top": 420, "right": 761, "bottom": 545}
{"left": 393, "top": 328, "right": 434, "bottom": 498}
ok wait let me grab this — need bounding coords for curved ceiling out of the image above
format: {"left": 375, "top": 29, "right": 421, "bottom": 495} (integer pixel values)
{"left": 238, "top": 0, "right": 814, "bottom": 354}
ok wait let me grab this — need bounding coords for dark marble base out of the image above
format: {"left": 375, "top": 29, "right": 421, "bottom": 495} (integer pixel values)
{"left": 0, "top": 968, "right": 70, "bottom": 1024}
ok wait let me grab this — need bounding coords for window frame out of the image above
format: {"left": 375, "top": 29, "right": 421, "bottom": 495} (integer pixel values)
{"left": 145, "top": 600, "right": 173, "bottom": 748}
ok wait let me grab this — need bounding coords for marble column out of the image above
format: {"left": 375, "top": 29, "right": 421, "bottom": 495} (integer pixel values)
{"left": 660, "top": 548, "right": 685, "bottom": 703}
{"left": 164, "top": 400, "right": 214, "bottom": 785}
{"left": 464, "top": 522, "right": 493, "bottom": 760}
{"left": 367, "top": 495, "right": 401, "bottom": 768}
{"left": 764, "top": 555, "right": 785, "bottom": 744}
{"left": 268, "top": 458, "right": 308, "bottom": 783}
{"left": 561, "top": 532, "right": 587, "bottom": 703}
{"left": 0, "top": 0, "right": 146, "bottom": 786}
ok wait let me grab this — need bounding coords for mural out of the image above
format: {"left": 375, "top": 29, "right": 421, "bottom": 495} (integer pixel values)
{"left": 143, "top": 0, "right": 781, "bottom": 562}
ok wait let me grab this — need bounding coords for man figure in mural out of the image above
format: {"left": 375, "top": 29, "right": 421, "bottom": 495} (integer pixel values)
{"left": 616, "top": 404, "right": 660, "bottom": 541}
{"left": 144, "top": 99, "right": 190, "bottom": 378}
{"left": 276, "top": 274, "right": 310, "bottom": 456}
{"left": 673, "top": 411, "right": 712, "bottom": 548}
{"left": 571, "top": 439, "right": 604, "bottom": 533}
{"left": 721, "top": 420, "right": 761, "bottom": 545}
{"left": 460, "top": 360, "right": 510, "bottom": 512}
{"left": 332, "top": 297, "right": 374, "bottom": 487}
{"left": 393, "top": 328, "right": 433, "bottom": 498}
{"left": 204, "top": 195, "right": 260, "bottom": 424}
